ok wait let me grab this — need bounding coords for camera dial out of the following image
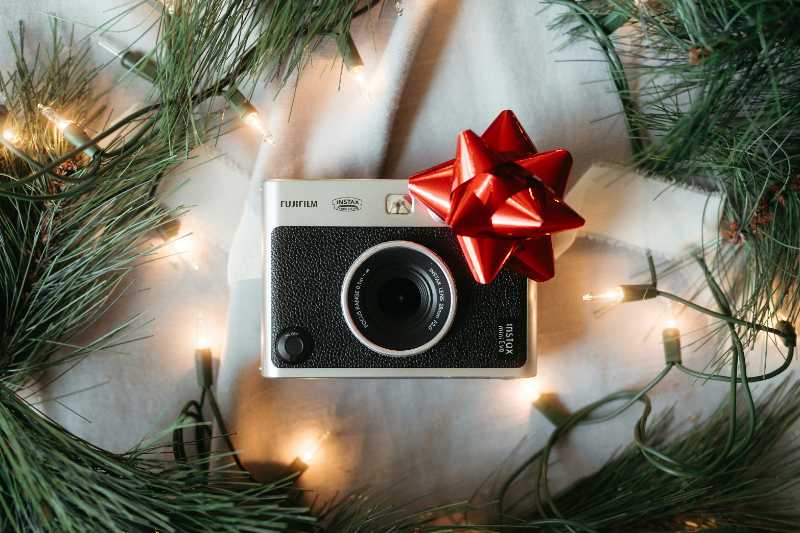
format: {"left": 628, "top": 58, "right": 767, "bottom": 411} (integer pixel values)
{"left": 341, "top": 240, "right": 457, "bottom": 357}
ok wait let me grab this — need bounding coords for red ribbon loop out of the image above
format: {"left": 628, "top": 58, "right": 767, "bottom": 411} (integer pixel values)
{"left": 408, "top": 110, "right": 585, "bottom": 284}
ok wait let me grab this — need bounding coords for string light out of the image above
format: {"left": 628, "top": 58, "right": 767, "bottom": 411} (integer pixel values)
{"left": 290, "top": 431, "right": 331, "bottom": 474}
{"left": 339, "top": 32, "right": 364, "bottom": 73}
{"left": 224, "top": 87, "right": 275, "bottom": 145}
{"left": 533, "top": 391, "right": 571, "bottom": 427}
{"left": 195, "top": 314, "right": 213, "bottom": 388}
{"left": 582, "top": 286, "right": 624, "bottom": 303}
{"left": 338, "top": 32, "right": 370, "bottom": 96}
{"left": 0, "top": 105, "right": 19, "bottom": 145}
{"left": 662, "top": 318, "right": 682, "bottom": 364}
{"left": 38, "top": 104, "right": 99, "bottom": 158}
{"left": 522, "top": 378, "right": 540, "bottom": 402}
{"left": 195, "top": 314, "right": 210, "bottom": 351}
{"left": 157, "top": 215, "right": 181, "bottom": 240}
{"left": 582, "top": 284, "right": 657, "bottom": 304}
{"left": 156, "top": 217, "right": 200, "bottom": 269}
{"left": 38, "top": 104, "right": 72, "bottom": 131}
{"left": 167, "top": 233, "right": 200, "bottom": 271}
{"left": 98, "top": 39, "right": 275, "bottom": 145}
{"left": 97, "top": 37, "right": 158, "bottom": 83}
{"left": 241, "top": 111, "right": 272, "bottom": 141}
{"left": 522, "top": 378, "right": 571, "bottom": 426}
{"left": 3, "top": 127, "right": 20, "bottom": 145}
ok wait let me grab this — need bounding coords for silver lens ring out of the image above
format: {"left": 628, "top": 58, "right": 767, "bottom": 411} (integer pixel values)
{"left": 340, "top": 240, "right": 458, "bottom": 357}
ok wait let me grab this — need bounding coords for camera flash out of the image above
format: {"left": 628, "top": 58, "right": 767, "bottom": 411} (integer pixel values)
{"left": 385, "top": 194, "right": 413, "bottom": 214}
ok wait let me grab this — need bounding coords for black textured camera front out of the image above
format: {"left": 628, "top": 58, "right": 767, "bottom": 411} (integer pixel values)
{"left": 270, "top": 226, "right": 527, "bottom": 369}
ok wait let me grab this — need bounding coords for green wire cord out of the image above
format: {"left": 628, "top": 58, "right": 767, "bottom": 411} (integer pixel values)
{"left": 499, "top": 254, "right": 794, "bottom": 529}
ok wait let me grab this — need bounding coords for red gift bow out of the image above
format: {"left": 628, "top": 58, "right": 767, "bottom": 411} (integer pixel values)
{"left": 408, "top": 110, "right": 585, "bottom": 284}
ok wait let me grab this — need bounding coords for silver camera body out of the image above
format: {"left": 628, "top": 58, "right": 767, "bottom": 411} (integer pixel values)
{"left": 262, "top": 178, "right": 537, "bottom": 378}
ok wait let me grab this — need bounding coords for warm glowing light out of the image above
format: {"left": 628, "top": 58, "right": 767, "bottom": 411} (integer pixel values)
{"left": 664, "top": 318, "right": 677, "bottom": 329}
{"left": 300, "top": 449, "right": 315, "bottom": 463}
{"left": 353, "top": 70, "right": 366, "bottom": 86}
{"left": 168, "top": 234, "right": 200, "bottom": 271}
{"left": 242, "top": 111, "right": 275, "bottom": 145}
{"left": 298, "top": 431, "right": 330, "bottom": 465}
{"left": 195, "top": 314, "right": 210, "bottom": 350}
{"left": 523, "top": 378, "right": 541, "bottom": 402}
{"left": 38, "top": 104, "right": 73, "bottom": 131}
{"left": 351, "top": 68, "right": 373, "bottom": 101}
{"left": 582, "top": 286, "right": 624, "bottom": 303}
{"left": 2, "top": 127, "right": 19, "bottom": 144}
{"left": 339, "top": 33, "right": 369, "bottom": 97}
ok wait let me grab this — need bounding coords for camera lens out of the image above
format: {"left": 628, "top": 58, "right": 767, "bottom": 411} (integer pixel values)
{"left": 377, "top": 278, "right": 421, "bottom": 319}
{"left": 341, "top": 241, "right": 457, "bottom": 357}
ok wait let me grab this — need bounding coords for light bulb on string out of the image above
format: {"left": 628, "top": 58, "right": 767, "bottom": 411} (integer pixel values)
{"left": 0, "top": 104, "right": 19, "bottom": 146}
{"left": 290, "top": 431, "right": 331, "bottom": 474}
{"left": 582, "top": 284, "right": 657, "bottom": 304}
{"left": 521, "top": 378, "right": 540, "bottom": 402}
{"left": 155, "top": 212, "right": 199, "bottom": 272}
{"left": 242, "top": 111, "right": 275, "bottom": 145}
{"left": 38, "top": 104, "right": 99, "bottom": 158}
{"left": 338, "top": 32, "right": 371, "bottom": 98}
{"left": 2, "top": 126, "right": 19, "bottom": 145}
{"left": 524, "top": 378, "right": 571, "bottom": 427}
{"left": 167, "top": 233, "right": 200, "bottom": 271}
{"left": 351, "top": 65, "right": 366, "bottom": 87}
{"left": 195, "top": 313, "right": 210, "bottom": 351}
{"left": 582, "top": 286, "right": 624, "bottom": 303}
{"left": 664, "top": 300, "right": 678, "bottom": 330}
{"left": 300, "top": 430, "right": 330, "bottom": 464}
{"left": 38, "top": 104, "right": 73, "bottom": 131}
{"left": 97, "top": 37, "right": 158, "bottom": 83}
{"left": 194, "top": 313, "right": 214, "bottom": 388}
{"left": 225, "top": 87, "right": 275, "bottom": 145}
{"left": 339, "top": 32, "right": 364, "bottom": 73}
{"left": 662, "top": 311, "right": 682, "bottom": 364}
{"left": 99, "top": 37, "right": 275, "bottom": 144}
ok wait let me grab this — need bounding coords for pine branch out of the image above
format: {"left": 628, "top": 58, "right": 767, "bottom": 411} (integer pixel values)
{"left": 0, "top": 386, "right": 315, "bottom": 532}
{"left": 545, "top": 0, "right": 800, "bottom": 358}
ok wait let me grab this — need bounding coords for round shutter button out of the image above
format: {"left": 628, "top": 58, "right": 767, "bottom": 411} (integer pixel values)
{"left": 276, "top": 328, "right": 313, "bottom": 364}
